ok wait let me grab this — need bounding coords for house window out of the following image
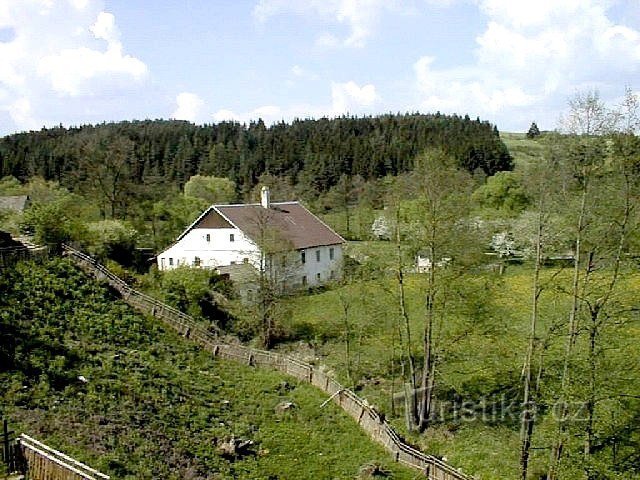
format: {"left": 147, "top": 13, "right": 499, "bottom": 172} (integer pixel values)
{"left": 230, "top": 233, "right": 235, "bottom": 242}
{"left": 194, "top": 256, "right": 201, "bottom": 267}
{"left": 316, "top": 273, "right": 321, "bottom": 281}
{"left": 302, "top": 275, "right": 307, "bottom": 286}
{"left": 243, "top": 257, "right": 249, "bottom": 264}
{"left": 169, "top": 257, "right": 174, "bottom": 266}
{"left": 160, "top": 258, "right": 165, "bottom": 268}
{"left": 206, "top": 234, "right": 211, "bottom": 242}
{"left": 329, "top": 247, "right": 334, "bottom": 260}
{"left": 301, "top": 251, "right": 306, "bottom": 264}
{"left": 316, "top": 250, "right": 321, "bottom": 262}
{"left": 330, "top": 270, "right": 335, "bottom": 279}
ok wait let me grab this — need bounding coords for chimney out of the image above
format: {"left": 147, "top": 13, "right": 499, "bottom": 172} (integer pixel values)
{"left": 261, "top": 186, "right": 270, "bottom": 209}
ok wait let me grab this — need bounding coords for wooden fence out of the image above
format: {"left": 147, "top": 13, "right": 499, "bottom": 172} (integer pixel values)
{"left": 0, "top": 246, "right": 47, "bottom": 269}
{"left": 62, "top": 245, "right": 474, "bottom": 480}
{"left": 18, "top": 435, "right": 110, "bottom": 480}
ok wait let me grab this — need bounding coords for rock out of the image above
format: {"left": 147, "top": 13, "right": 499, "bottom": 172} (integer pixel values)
{"left": 276, "top": 381, "right": 293, "bottom": 392}
{"left": 216, "top": 436, "right": 256, "bottom": 459}
{"left": 274, "top": 401, "right": 296, "bottom": 413}
{"left": 358, "top": 462, "right": 390, "bottom": 478}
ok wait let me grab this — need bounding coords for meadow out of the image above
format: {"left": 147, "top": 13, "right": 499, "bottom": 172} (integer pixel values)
{"left": 277, "top": 240, "right": 640, "bottom": 479}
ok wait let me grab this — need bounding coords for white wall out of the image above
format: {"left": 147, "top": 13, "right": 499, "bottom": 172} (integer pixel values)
{"left": 157, "top": 227, "right": 344, "bottom": 289}
{"left": 157, "top": 227, "right": 261, "bottom": 270}
{"left": 298, "top": 244, "right": 343, "bottom": 287}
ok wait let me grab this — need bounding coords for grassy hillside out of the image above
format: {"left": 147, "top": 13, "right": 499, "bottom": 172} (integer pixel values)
{"left": 0, "top": 258, "right": 417, "bottom": 480}
{"left": 500, "top": 132, "right": 548, "bottom": 169}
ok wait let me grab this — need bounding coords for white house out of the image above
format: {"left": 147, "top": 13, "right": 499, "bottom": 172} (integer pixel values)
{"left": 157, "top": 187, "right": 345, "bottom": 289}
{"left": 416, "top": 255, "right": 452, "bottom": 273}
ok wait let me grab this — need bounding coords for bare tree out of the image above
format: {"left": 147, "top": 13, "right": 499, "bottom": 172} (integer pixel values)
{"left": 549, "top": 89, "right": 640, "bottom": 479}
{"left": 248, "top": 207, "right": 298, "bottom": 348}
{"left": 559, "top": 89, "right": 614, "bottom": 136}
{"left": 75, "top": 132, "right": 136, "bottom": 219}
{"left": 402, "top": 150, "right": 476, "bottom": 432}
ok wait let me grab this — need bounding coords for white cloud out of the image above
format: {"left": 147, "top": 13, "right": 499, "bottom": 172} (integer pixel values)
{"left": 0, "top": 0, "right": 148, "bottom": 132}
{"left": 212, "top": 109, "right": 242, "bottom": 123}
{"left": 38, "top": 10, "right": 147, "bottom": 96}
{"left": 253, "top": 0, "right": 402, "bottom": 48}
{"left": 414, "top": 56, "right": 536, "bottom": 114}
{"left": 7, "top": 97, "right": 39, "bottom": 130}
{"left": 413, "top": 0, "right": 640, "bottom": 130}
{"left": 68, "top": 0, "right": 89, "bottom": 10}
{"left": 173, "top": 92, "right": 205, "bottom": 122}
{"left": 89, "top": 11, "right": 118, "bottom": 43}
{"left": 213, "top": 105, "right": 282, "bottom": 124}
{"left": 331, "top": 81, "right": 378, "bottom": 112}
{"left": 212, "top": 80, "right": 379, "bottom": 125}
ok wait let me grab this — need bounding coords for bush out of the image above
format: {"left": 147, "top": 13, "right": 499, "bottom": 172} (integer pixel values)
{"left": 84, "top": 220, "right": 138, "bottom": 266}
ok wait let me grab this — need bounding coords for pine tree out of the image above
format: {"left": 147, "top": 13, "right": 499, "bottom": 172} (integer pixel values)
{"left": 526, "top": 122, "right": 541, "bottom": 139}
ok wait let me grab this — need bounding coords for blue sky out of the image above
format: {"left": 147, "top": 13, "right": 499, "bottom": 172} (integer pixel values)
{"left": 0, "top": 0, "right": 639, "bottom": 136}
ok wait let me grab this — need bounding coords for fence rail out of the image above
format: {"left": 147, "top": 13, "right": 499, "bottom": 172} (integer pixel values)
{"left": 62, "top": 245, "right": 474, "bottom": 480}
{"left": 0, "top": 245, "right": 47, "bottom": 269}
{"left": 18, "top": 435, "right": 110, "bottom": 480}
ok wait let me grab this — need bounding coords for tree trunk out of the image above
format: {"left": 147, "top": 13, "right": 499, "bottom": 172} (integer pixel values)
{"left": 418, "top": 226, "right": 437, "bottom": 432}
{"left": 583, "top": 173, "right": 631, "bottom": 478}
{"left": 395, "top": 207, "right": 418, "bottom": 428}
{"left": 520, "top": 199, "right": 544, "bottom": 480}
{"left": 548, "top": 183, "right": 588, "bottom": 480}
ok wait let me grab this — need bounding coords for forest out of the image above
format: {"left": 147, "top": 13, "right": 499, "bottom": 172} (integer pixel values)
{"left": 0, "top": 113, "right": 511, "bottom": 215}
{"left": 2, "top": 91, "right": 640, "bottom": 480}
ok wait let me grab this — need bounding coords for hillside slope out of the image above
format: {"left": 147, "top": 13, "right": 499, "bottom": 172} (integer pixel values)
{"left": 0, "top": 258, "right": 416, "bottom": 479}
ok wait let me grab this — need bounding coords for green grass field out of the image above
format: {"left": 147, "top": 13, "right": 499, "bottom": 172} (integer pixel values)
{"left": 501, "top": 132, "right": 548, "bottom": 170}
{"left": 278, "top": 241, "right": 640, "bottom": 479}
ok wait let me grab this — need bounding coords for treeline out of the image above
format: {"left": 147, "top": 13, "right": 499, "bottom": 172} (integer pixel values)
{"left": 0, "top": 113, "right": 512, "bottom": 198}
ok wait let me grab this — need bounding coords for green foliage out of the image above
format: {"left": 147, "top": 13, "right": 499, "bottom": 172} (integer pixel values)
{"left": 151, "top": 194, "right": 208, "bottom": 248}
{"left": 0, "top": 115, "right": 512, "bottom": 217}
{"left": 140, "top": 266, "right": 234, "bottom": 330}
{"left": 0, "top": 175, "right": 24, "bottom": 195}
{"left": 183, "top": 175, "right": 237, "bottom": 204}
{"left": 20, "top": 194, "right": 86, "bottom": 249}
{"left": 278, "top": 259, "right": 640, "bottom": 479}
{"left": 526, "top": 122, "right": 541, "bottom": 138}
{"left": 0, "top": 258, "right": 416, "bottom": 479}
{"left": 23, "top": 177, "right": 75, "bottom": 205}
{"left": 500, "top": 132, "right": 547, "bottom": 169}
{"left": 84, "top": 219, "right": 138, "bottom": 265}
{"left": 472, "top": 171, "right": 530, "bottom": 215}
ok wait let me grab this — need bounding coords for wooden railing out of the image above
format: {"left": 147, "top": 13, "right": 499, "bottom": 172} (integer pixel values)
{"left": 17, "top": 434, "right": 110, "bottom": 480}
{"left": 62, "top": 245, "right": 474, "bottom": 480}
{"left": 0, "top": 245, "right": 47, "bottom": 269}
{"left": 62, "top": 245, "right": 221, "bottom": 338}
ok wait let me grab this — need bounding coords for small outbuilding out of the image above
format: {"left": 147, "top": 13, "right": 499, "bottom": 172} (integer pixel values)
{"left": 0, "top": 195, "right": 30, "bottom": 213}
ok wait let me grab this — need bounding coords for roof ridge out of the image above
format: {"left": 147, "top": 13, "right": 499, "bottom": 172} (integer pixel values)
{"left": 215, "top": 201, "right": 300, "bottom": 208}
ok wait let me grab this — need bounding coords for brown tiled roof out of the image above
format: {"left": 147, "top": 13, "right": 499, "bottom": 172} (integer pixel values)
{"left": 214, "top": 202, "right": 344, "bottom": 250}
{"left": 0, "top": 230, "right": 26, "bottom": 249}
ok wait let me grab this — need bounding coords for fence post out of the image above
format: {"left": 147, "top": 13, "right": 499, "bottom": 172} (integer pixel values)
{"left": 2, "top": 419, "right": 9, "bottom": 471}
